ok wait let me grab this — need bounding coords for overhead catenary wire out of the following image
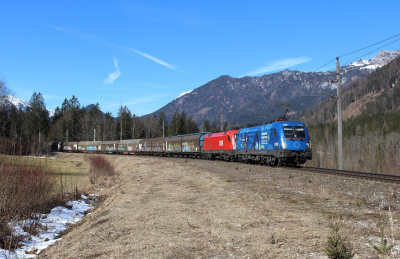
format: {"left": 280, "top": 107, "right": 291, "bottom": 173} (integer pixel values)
{"left": 221, "top": 33, "right": 400, "bottom": 126}
{"left": 299, "top": 33, "right": 400, "bottom": 97}
{"left": 338, "top": 33, "right": 400, "bottom": 58}
{"left": 341, "top": 37, "right": 400, "bottom": 67}
{"left": 311, "top": 33, "right": 400, "bottom": 73}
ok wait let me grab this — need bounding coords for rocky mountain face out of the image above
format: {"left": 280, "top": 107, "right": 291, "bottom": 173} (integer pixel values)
{"left": 147, "top": 50, "right": 400, "bottom": 127}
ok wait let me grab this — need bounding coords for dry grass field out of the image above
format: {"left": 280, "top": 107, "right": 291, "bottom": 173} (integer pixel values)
{"left": 38, "top": 153, "right": 400, "bottom": 258}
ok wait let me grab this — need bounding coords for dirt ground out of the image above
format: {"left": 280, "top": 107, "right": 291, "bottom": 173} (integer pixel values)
{"left": 38, "top": 153, "right": 400, "bottom": 258}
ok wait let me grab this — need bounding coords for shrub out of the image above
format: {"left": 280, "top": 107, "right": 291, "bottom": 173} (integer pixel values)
{"left": 368, "top": 226, "right": 396, "bottom": 259}
{"left": 87, "top": 155, "right": 116, "bottom": 183}
{"left": 0, "top": 156, "right": 56, "bottom": 249}
{"left": 324, "top": 219, "right": 355, "bottom": 259}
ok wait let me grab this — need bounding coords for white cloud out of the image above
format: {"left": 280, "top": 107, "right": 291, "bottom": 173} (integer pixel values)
{"left": 47, "top": 25, "right": 181, "bottom": 72}
{"left": 244, "top": 57, "right": 312, "bottom": 76}
{"left": 126, "top": 47, "right": 180, "bottom": 71}
{"left": 104, "top": 58, "right": 121, "bottom": 84}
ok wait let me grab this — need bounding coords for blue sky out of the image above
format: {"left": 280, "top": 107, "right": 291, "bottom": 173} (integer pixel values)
{"left": 1, "top": 0, "right": 400, "bottom": 117}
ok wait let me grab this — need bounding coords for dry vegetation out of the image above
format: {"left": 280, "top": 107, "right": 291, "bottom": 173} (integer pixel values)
{"left": 35, "top": 154, "right": 400, "bottom": 258}
{"left": 0, "top": 155, "right": 90, "bottom": 251}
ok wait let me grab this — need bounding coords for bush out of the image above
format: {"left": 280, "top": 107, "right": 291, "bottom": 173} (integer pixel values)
{"left": 0, "top": 156, "right": 56, "bottom": 249}
{"left": 324, "top": 219, "right": 355, "bottom": 259}
{"left": 87, "top": 155, "right": 116, "bottom": 183}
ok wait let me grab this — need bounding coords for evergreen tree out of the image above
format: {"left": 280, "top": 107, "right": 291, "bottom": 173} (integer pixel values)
{"left": 223, "top": 122, "right": 229, "bottom": 131}
{"left": 25, "top": 92, "right": 50, "bottom": 138}
{"left": 158, "top": 112, "right": 168, "bottom": 137}
{"left": 117, "top": 105, "right": 132, "bottom": 140}
{"left": 131, "top": 114, "right": 144, "bottom": 138}
{"left": 103, "top": 112, "right": 116, "bottom": 140}
{"left": 202, "top": 119, "right": 211, "bottom": 132}
{"left": 168, "top": 111, "right": 182, "bottom": 136}
{"left": 61, "top": 95, "right": 82, "bottom": 141}
{"left": 180, "top": 111, "right": 187, "bottom": 135}
{"left": 89, "top": 103, "right": 103, "bottom": 141}
{"left": 186, "top": 116, "right": 199, "bottom": 134}
{"left": 24, "top": 92, "right": 51, "bottom": 152}
{"left": 211, "top": 121, "right": 219, "bottom": 132}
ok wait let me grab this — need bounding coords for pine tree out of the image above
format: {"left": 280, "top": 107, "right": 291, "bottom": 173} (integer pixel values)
{"left": 202, "top": 119, "right": 211, "bottom": 132}
{"left": 117, "top": 105, "right": 132, "bottom": 140}
{"left": 180, "top": 111, "right": 187, "bottom": 135}
{"left": 168, "top": 111, "right": 182, "bottom": 136}
{"left": 158, "top": 112, "right": 168, "bottom": 137}
{"left": 24, "top": 92, "right": 51, "bottom": 152}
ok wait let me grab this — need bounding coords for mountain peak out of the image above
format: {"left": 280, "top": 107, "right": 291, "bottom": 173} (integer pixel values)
{"left": 348, "top": 49, "right": 400, "bottom": 70}
{"left": 5, "top": 96, "right": 55, "bottom": 117}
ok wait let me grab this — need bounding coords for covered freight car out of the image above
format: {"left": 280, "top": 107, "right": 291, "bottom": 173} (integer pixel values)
{"left": 98, "top": 140, "right": 119, "bottom": 153}
{"left": 78, "top": 141, "right": 101, "bottom": 152}
{"left": 62, "top": 142, "right": 78, "bottom": 152}
{"left": 150, "top": 137, "right": 167, "bottom": 154}
{"left": 118, "top": 139, "right": 141, "bottom": 154}
{"left": 166, "top": 135, "right": 184, "bottom": 155}
{"left": 181, "top": 133, "right": 207, "bottom": 158}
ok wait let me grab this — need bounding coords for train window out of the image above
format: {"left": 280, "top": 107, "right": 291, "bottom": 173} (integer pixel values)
{"left": 273, "top": 129, "right": 277, "bottom": 137}
{"left": 283, "top": 126, "right": 306, "bottom": 140}
{"left": 228, "top": 136, "right": 231, "bottom": 142}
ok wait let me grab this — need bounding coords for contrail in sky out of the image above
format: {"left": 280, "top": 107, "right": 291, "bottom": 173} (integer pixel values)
{"left": 47, "top": 25, "right": 181, "bottom": 72}
{"left": 244, "top": 57, "right": 312, "bottom": 76}
{"left": 104, "top": 57, "right": 121, "bottom": 84}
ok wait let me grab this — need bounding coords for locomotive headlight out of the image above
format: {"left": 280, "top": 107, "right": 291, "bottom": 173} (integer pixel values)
{"left": 306, "top": 142, "right": 310, "bottom": 148}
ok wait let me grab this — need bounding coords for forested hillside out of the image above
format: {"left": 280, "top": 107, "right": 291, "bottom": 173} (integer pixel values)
{"left": 292, "top": 55, "right": 400, "bottom": 174}
{"left": 1, "top": 92, "right": 200, "bottom": 155}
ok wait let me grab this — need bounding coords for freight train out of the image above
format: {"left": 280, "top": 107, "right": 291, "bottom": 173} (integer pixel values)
{"left": 52, "top": 120, "right": 312, "bottom": 166}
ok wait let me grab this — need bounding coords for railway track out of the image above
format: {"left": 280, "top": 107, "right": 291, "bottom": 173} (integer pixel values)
{"left": 284, "top": 166, "right": 400, "bottom": 184}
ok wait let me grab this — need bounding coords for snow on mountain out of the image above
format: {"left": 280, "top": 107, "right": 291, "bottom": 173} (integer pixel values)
{"left": 348, "top": 50, "right": 400, "bottom": 70}
{"left": 173, "top": 90, "right": 193, "bottom": 101}
{"left": 5, "top": 96, "right": 55, "bottom": 117}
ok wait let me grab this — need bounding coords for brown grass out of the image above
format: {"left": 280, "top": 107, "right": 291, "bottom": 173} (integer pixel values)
{"left": 38, "top": 154, "right": 400, "bottom": 258}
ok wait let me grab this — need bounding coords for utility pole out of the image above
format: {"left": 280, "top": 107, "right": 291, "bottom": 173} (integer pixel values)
{"left": 336, "top": 57, "right": 343, "bottom": 170}
{"left": 94, "top": 128, "right": 96, "bottom": 141}
{"left": 66, "top": 129, "right": 68, "bottom": 142}
{"left": 220, "top": 105, "right": 223, "bottom": 132}
{"left": 163, "top": 120, "right": 165, "bottom": 137}
{"left": 120, "top": 117, "right": 122, "bottom": 141}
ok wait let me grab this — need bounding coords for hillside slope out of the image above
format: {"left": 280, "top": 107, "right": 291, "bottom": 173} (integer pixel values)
{"left": 146, "top": 50, "right": 400, "bottom": 126}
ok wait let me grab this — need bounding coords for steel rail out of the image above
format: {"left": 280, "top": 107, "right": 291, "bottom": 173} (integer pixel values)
{"left": 283, "top": 166, "right": 400, "bottom": 184}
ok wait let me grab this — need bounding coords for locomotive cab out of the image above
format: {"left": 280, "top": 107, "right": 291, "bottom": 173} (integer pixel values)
{"left": 279, "top": 122, "right": 312, "bottom": 165}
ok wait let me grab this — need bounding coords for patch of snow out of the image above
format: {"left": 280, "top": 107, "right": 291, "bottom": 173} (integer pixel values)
{"left": 348, "top": 50, "right": 400, "bottom": 71}
{"left": 23, "top": 156, "right": 56, "bottom": 159}
{"left": 319, "top": 82, "right": 330, "bottom": 89}
{"left": 5, "top": 96, "right": 55, "bottom": 117}
{"left": 173, "top": 90, "right": 193, "bottom": 101}
{"left": 360, "top": 64, "right": 379, "bottom": 70}
{"left": 0, "top": 195, "right": 94, "bottom": 258}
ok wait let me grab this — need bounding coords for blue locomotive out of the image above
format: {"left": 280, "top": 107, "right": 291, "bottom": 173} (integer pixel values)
{"left": 235, "top": 120, "right": 312, "bottom": 165}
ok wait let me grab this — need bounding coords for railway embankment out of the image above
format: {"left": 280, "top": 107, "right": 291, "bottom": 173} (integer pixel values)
{"left": 39, "top": 153, "right": 400, "bottom": 258}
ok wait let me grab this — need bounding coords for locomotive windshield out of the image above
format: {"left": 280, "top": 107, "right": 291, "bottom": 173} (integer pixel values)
{"left": 282, "top": 126, "right": 306, "bottom": 140}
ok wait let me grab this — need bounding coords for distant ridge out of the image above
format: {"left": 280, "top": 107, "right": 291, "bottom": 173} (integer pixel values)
{"left": 145, "top": 50, "right": 400, "bottom": 126}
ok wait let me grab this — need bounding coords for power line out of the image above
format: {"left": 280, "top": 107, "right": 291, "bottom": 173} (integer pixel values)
{"left": 312, "top": 33, "right": 400, "bottom": 72}
{"left": 224, "top": 34, "right": 400, "bottom": 125}
{"left": 342, "top": 37, "right": 400, "bottom": 67}
{"left": 312, "top": 58, "right": 336, "bottom": 72}
{"left": 339, "top": 33, "right": 400, "bottom": 58}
